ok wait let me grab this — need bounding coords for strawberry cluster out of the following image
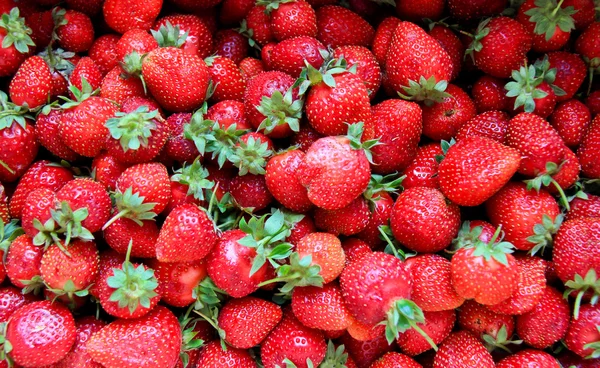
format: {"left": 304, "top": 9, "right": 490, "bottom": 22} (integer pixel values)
{"left": 0, "top": 0, "right": 598, "bottom": 367}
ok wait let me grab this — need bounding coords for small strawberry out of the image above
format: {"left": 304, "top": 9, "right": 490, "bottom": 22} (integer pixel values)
{"left": 115, "top": 29, "right": 158, "bottom": 62}
{"left": 56, "top": 10, "right": 94, "bottom": 52}
{"left": 397, "top": 310, "right": 455, "bottom": 357}
{"left": 69, "top": 57, "right": 103, "bottom": 97}
{"left": 213, "top": 29, "right": 249, "bottom": 64}
{"left": 547, "top": 51, "right": 587, "bottom": 102}
{"left": 153, "top": 15, "right": 213, "bottom": 59}
{"left": 270, "top": 36, "right": 325, "bottom": 78}
{"left": 576, "top": 22, "right": 600, "bottom": 93}
{"left": 390, "top": 187, "right": 461, "bottom": 253}
{"left": 113, "top": 162, "right": 171, "bottom": 217}
{"left": 89, "top": 34, "right": 120, "bottom": 76}
{"left": 229, "top": 174, "right": 273, "bottom": 212}
{"left": 21, "top": 187, "right": 56, "bottom": 243}
{"left": 339, "top": 332, "right": 393, "bottom": 367}
{"left": 35, "top": 110, "right": 80, "bottom": 162}
{"left": 5, "top": 234, "right": 42, "bottom": 289}
{"left": 148, "top": 258, "right": 207, "bottom": 308}
{"left": 56, "top": 178, "right": 112, "bottom": 235}
{"left": 292, "top": 282, "right": 353, "bottom": 331}
{"left": 472, "top": 75, "right": 511, "bottom": 113}
{"left": 429, "top": 24, "right": 464, "bottom": 81}
{"left": 90, "top": 152, "right": 128, "bottom": 191}
{"left": 87, "top": 305, "right": 181, "bottom": 368}
{"left": 421, "top": 84, "right": 477, "bottom": 141}
{"left": 334, "top": 45, "right": 381, "bottom": 98}
{"left": 314, "top": 196, "right": 370, "bottom": 236}
{"left": 0, "top": 7, "right": 35, "bottom": 77}
{"left": 239, "top": 56, "right": 264, "bottom": 80}
{"left": 0, "top": 286, "right": 34, "bottom": 323}
{"left": 205, "top": 56, "right": 245, "bottom": 102}
{"left": 432, "top": 331, "right": 495, "bottom": 368}
{"left": 9, "top": 55, "right": 52, "bottom": 109}
{"left": 102, "top": 0, "right": 162, "bottom": 34}
{"left": 458, "top": 300, "right": 517, "bottom": 348}
{"left": 401, "top": 143, "right": 442, "bottom": 190}
{"left": 51, "top": 316, "right": 106, "bottom": 368}
{"left": 550, "top": 99, "right": 592, "bottom": 147}
{"left": 516, "top": 0, "right": 576, "bottom": 52}
{"left": 455, "top": 110, "right": 510, "bottom": 144}
{"left": 100, "top": 66, "right": 146, "bottom": 105}
{"left": 316, "top": 5, "right": 374, "bottom": 49}
{"left": 265, "top": 149, "right": 313, "bottom": 213}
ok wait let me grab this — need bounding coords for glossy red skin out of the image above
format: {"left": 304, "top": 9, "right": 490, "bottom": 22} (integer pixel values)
{"left": 458, "top": 300, "right": 515, "bottom": 339}
{"left": 567, "top": 194, "right": 600, "bottom": 221}
{"left": 49, "top": 316, "right": 106, "bottom": 368}
{"left": 316, "top": 5, "right": 374, "bottom": 49}
{"left": 88, "top": 34, "right": 120, "bottom": 76}
{"left": 576, "top": 22, "right": 600, "bottom": 67}
{"left": 432, "top": 331, "right": 495, "bottom": 368}
{"left": 287, "top": 216, "right": 316, "bottom": 246}
{"left": 103, "top": 0, "right": 162, "bottom": 34}
{"left": 90, "top": 152, "right": 129, "bottom": 191}
{"left": 0, "top": 120, "right": 38, "bottom": 183}
{"left": 292, "top": 282, "right": 353, "bottom": 331}
{"left": 0, "top": 286, "right": 35, "bottom": 323}
{"left": 115, "top": 29, "right": 158, "bottom": 62}
{"left": 422, "top": 84, "right": 477, "bottom": 141}
{"left": 40, "top": 240, "right": 99, "bottom": 291}
{"left": 547, "top": 52, "right": 587, "bottom": 102}
{"left": 35, "top": 110, "right": 80, "bottom": 162}
{"left": 578, "top": 115, "right": 600, "bottom": 179}
{"left": 550, "top": 99, "right": 592, "bottom": 147}
{"left": 244, "top": 5, "right": 274, "bottom": 47}
{"left": 21, "top": 187, "right": 55, "bottom": 238}
{"left": 455, "top": 110, "right": 510, "bottom": 144}
{"left": 100, "top": 66, "right": 146, "bottom": 105}
{"left": 356, "top": 192, "right": 393, "bottom": 248}
{"left": 0, "top": 28, "right": 29, "bottom": 77}
{"left": 401, "top": 143, "right": 442, "bottom": 190}
{"left": 398, "top": 310, "right": 455, "bottom": 356}
{"left": 148, "top": 258, "right": 206, "bottom": 307}
{"left": 508, "top": 82, "right": 557, "bottom": 118}
{"left": 565, "top": 304, "right": 600, "bottom": 357}
{"left": 429, "top": 25, "right": 464, "bottom": 81}
{"left": 7, "top": 301, "right": 75, "bottom": 366}
{"left": 271, "top": 0, "right": 317, "bottom": 42}
{"left": 207, "top": 229, "right": 270, "bottom": 298}
{"left": 472, "top": 75, "right": 511, "bottom": 113}
{"left": 103, "top": 216, "right": 159, "bottom": 258}
{"left": 239, "top": 57, "right": 264, "bottom": 80}
{"left": 9, "top": 56, "right": 53, "bottom": 109}
{"left": 448, "top": 0, "right": 507, "bottom": 19}
{"left": 212, "top": 29, "right": 249, "bottom": 64}
{"left": 219, "top": 0, "right": 254, "bottom": 25}
{"left": 197, "top": 341, "right": 257, "bottom": 368}
{"left": 553, "top": 217, "right": 600, "bottom": 285}
{"left": 207, "top": 99, "right": 251, "bottom": 130}
{"left": 154, "top": 14, "right": 213, "bottom": 59}
{"left": 548, "top": 148, "right": 580, "bottom": 193}
{"left": 229, "top": 174, "right": 273, "bottom": 212}
{"left": 372, "top": 17, "right": 400, "bottom": 66}
{"left": 296, "top": 232, "right": 345, "bottom": 283}
{"left": 162, "top": 113, "right": 195, "bottom": 163}
{"left": 270, "top": 36, "right": 325, "bottom": 78}
{"left": 265, "top": 150, "right": 313, "bottom": 213}
{"left": 334, "top": 45, "right": 382, "bottom": 97}
{"left": 497, "top": 349, "right": 561, "bottom": 368}
{"left": 314, "top": 196, "right": 370, "bottom": 236}
{"left": 516, "top": 287, "right": 570, "bottom": 349}
{"left": 5, "top": 235, "right": 42, "bottom": 288}
{"left": 371, "top": 352, "right": 422, "bottom": 368}
{"left": 56, "top": 10, "right": 94, "bottom": 53}
{"left": 116, "top": 162, "right": 171, "bottom": 214}
{"left": 340, "top": 332, "right": 394, "bottom": 368}
{"left": 557, "top": 350, "right": 600, "bottom": 368}
{"left": 56, "top": 178, "right": 111, "bottom": 233}
{"left": 517, "top": 0, "right": 570, "bottom": 52}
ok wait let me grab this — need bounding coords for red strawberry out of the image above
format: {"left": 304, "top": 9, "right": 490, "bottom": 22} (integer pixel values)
{"left": 268, "top": 0, "right": 317, "bottom": 42}
{"left": 339, "top": 332, "right": 393, "bottom": 367}
{"left": 265, "top": 149, "right": 313, "bottom": 213}
{"left": 56, "top": 10, "right": 94, "bottom": 52}
{"left": 9, "top": 56, "right": 52, "bottom": 109}
{"left": 516, "top": 286, "right": 570, "bottom": 349}
{"left": 260, "top": 310, "right": 327, "bottom": 368}
{"left": 567, "top": 194, "right": 600, "bottom": 221}
{"left": 342, "top": 238, "right": 372, "bottom": 264}
{"left": 565, "top": 304, "right": 600, "bottom": 358}
{"left": 100, "top": 66, "right": 146, "bottom": 105}
{"left": 455, "top": 110, "right": 510, "bottom": 144}
{"left": 472, "top": 75, "right": 511, "bottom": 113}
{"left": 390, "top": 187, "right": 461, "bottom": 253}
{"left": 505, "top": 64, "right": 559, "bottom": 118}
{"left": 220, "top": 0, "right": 254, "bottom": 25}
{"left": 468, "top": 17, "right": 532, "bottom": 78}
{"left": 114, "top": 162, "right": 171, "bottom": 216}
{"left": 576, "top": 22, "right": 600, "bottom": 82}
{"left": 292, "top": 282, "right": 353, "bottom": 331}
{"left": 458, "top": 300, "right": 515, "bottom": 343}
{"left": 229, "top": 174, "right": 273, "bottom": 212}
{"left": 163, "top": 112, "right": 198, "bottom": 163}
{"left": 5, "top": 234, "right": 42, "bottom": 288}
{"left": 196, "top": 341, "right": 257, "bottom": 368}
{"left": 218, "top": 296, "right": 282, "bottom": 349}
{"left": 396, "top": 0, "right": 443, "bottom": 21}
{"left": 103, "top": 0, "right": 162, "bottom": 34}
{"left": 115, "top": 29, "right": 158, "bottom": 62}
{"left": 397, "top": 310, "right": 455, "bottom": 356}
{"left": 564, "top": 0, "right": 596, "bottom": 29}
{"left": 56, "top": 178, "right": 111, "bottom": 235}
{"left": 421, "top": 84, "right": 476, "bottom": 141}
{"left": 0, "top": 106, "right": 38, "bottom": 183}
{"left": 578, "top": 115, "right": 600, "bottom": 179}
{"left": 547, "top": 51, "right": 587, "bottom": 102}
{"left": 448, "top": 0, "right": 506, "bottom": 19}
{"left": 69, "top": 57, "right": 102, "bottom": 97}
{"left": 334, "top": 45, "right": 381, "bottom": 98}
{"left": 49, "top": 316, "right": 106, "bottom": 368}
{"left": 296, "top": 124, "right": 372, "bottom": 210}
{"left": 148, "top": 258, "right": 207, "bottom": 307}
{"left": 205, "top": 56, "right": 245, "bottom": 102}
{"left": 293, "top": 232, "right": 346, "bottom": 284}
{"left": 0, "top": 8, "right": 35, "bottom": 77}
{"left": 438, "top": 136, "right": 520, "bottom": 206}
{"left": 405, "top": 254, "right": 465, "bottom": 312}
{"left": 35, "top": 110, "right": 80, "bottom": 162}
{"left": 488, "top": 255, "right": 547, "bottom": 315}
{"left": 550, "top": 99, "right": 592, "bottom": 147}
{"left": 316, "top": 5, "right": 374, "bottom": 49}
{"left": 21, "top": 187, "right": 55, "bottom": 241}
{"left": 314, "top": 196, "right": 370, "bottom": 236}
{"left": 89, "top": 34, "right": 120, "bottom": 76}
{"left": 91, "top": 152, "right": 128, "bottom": 191}
{"left": 270, "top": 36, "right": 325, "bottom": 78}
{"left": 239, "top": 56, "right": 264, "bottom": 80}
{"left": 429, "top": 24, "right": 464, "bottom": 81}
{"left": 213, "top": 29, "right": 249, "bottom": 64}
{"left": 401, "top": 143, "right": 442, "bottom": 190}
{"left": 370, "top": 352, "right": 422, "bottom": 368}
{"left": 432, "top": 331, "right": 495, "bottom": 368}
{"left": 0, "top": 286, "right": 35, "bottom": 322}
{"left": 6, "top": 301, "right": 76, "bottom": 367}
{"left": 516, "top": 0, "right": 575, "bottom": 52}
{"left": 87, "top": 305, "right": 181, "bottom": 368}
{"left": 153, "top": 14, "right": 213, "bottom": 59}
{"left": 370, "top": 99, "right": 422, "bottom": 174}
{"left": 497, "top": 349, "right": 561, "bottom": 368}
{"left": 486, "top": 182, "right": 561, "bottom": 253}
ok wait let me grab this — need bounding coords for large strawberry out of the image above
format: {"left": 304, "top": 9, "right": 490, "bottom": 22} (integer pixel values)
{"left": 315, "top": 5, "right": 374, "bottom": 49}
{"left": 9, "top": 55, "right": 52, "bottom": 109}
{"left": 291, "top": 282, "right": 353, "bottom": 332}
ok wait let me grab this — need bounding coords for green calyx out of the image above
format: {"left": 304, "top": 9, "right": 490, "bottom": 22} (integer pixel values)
{"left": 471, "top": 225, "right": 515, "bottom": 266}
{"left": 0, "top": 321, "right": 13, "bottom": 367}
{"left": 364, "top": 173, "right": 405, "bottom": 202}
{"left": 237, "top": 209, "right": 295, "bottom": 276}
{"left": 382, "top": 298, "right": 437, "bottom": 349}
{"left": 0, "top": 219, "right": 23, "bottom": 263}
{"left": 0, "top": 7, "right": 34, "bottom": 54}
{"left": 564, "top": 269, "right": 600, "bottom": 320}
{"left": 295, "top": 50, "right": 357, "bottom": 96}
{"left": 277, "top": 358, "right": 316, "bottom": 368}
{"left": 105, "top": 106, "right": 160, "bottom": 152}
{"left": 39, "top": 47, "right": 76, "bottom": 77}
{"left": 524, "top": 0, "right": 577, "bottom": 41}
{"left": 50, "top": 201, "right": 94, "bottom": 247}
{"left": 172, "top": 157, "right": 214, "bottom": 202}
{"left": 583, "top": 326, "right": 600, "bottom": 359}
{"left": 236, "top": 20, "right": 260, "bottom": 51}
{"left": 526, "top": 213, "right": 563, "bottom": 255}
{"left": 102, "top": 187, "right": 158, "bottom": 230}
{"left": 256, "top": 0, "right": 296, "bottom": 14}
{"left": 435, "top": 138, "right": 456, "bottom": 163}
{"left": 318, "top": 341, "right": 350, "bottom": 368}
{"left": 191, "top": 278, "right": 227, "bottom": 344}
{"left": 20, "top": 275, "right": 45, "bottom": 295}
{"left": 45, "top": 279, "right": 91, "bottom": 309}
{"left": 32, "top": 217, "right": 64, "bottom": 252}
{"left": 258, "top": 252, "right": 324, "bottom": 295}
{"left": 465, "top": 18, "right": 492, "bottom": 62}
{"left": 178, "top": 316, "right": 206, "bottom": 368}
{"left": 256, "top": 88, "right": 303, "bottom": 134}
{"left": 452, "top": 221, "right": 484, "bottom": 250}
{"left": 151, "top": 21, "right": 189, "bottom": 48}
{"left": 397, "top": 76, "right": 452, "bottom": 106}
{"left": 60, "top": 77, "right": 100, "bottom": 108}
{"left": 229, "top": 135, "right": 273, "bottom": 176}
{"left": 346, "top": 122, "right": 380, "bottom": 164}
{"left": 524, "top": 161, "right": 571, "bottom": 211}
{"left": 107, "top": 240, "right": 158, "bottom": 315}
{"left": 378, "top": 225, "right": 411, "bottom": 261}
{"left": 0, "top": 90, "right": 32, "bottom": 130}
{"left": 481, "top": 324, "right": 523, "bottom": 353}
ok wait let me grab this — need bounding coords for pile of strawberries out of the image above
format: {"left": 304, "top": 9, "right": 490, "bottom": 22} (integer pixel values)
{"left": 0, "top": 0, "right": 599, "bottom": 366}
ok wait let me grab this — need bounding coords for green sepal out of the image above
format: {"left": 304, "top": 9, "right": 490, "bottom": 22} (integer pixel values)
{"left": 32, "top": 217, "right": 64, "bottom": 252}
{"left": 172, "top": 158, "right": 214, "bottom": 201}
{"left": 471, "top": 225, "right": 515, "bottom": 266}
{"left": 524, "top": 160, "right": 571, "bottom": 210}
{"left": 534, "top": 55, "right": 567, "bottom": 96}
{"left": 236, "top": 20, "right": 260, "bottom": 51}
{"left": 481, "top": 324, "right": 523, "bottom": 353}
{"left": 45, "top": 279, "right": 92, "bottom": 309}
{"left": 59, "top": 77, "right": 100, "bottom": 108}
{"left": 524, "top": 0, "right": 576, "bottom": 41}
{"left": 102, "top": 187, "right": 158, "bottom": 230}
{"left": 583, "top": 326, "right": 600, "bottom": 359}
{"left": 105, "top": 106, "right": 160, "bottom": 152}
{"left": 255, "top": 0, "right": 295, "bottom": 14}
{"left": 50, "top": 201, "right": 94, "bottom": 246}
{"left": 276, "top": 358, "right": 314, "bottom": 368}
{"left": 465, "top": 18, "right": 492, "bottom": 62}
{"left": 435, "top": 138, "right": 456, "bottom": 163}
{"left": 38, "top": 47, "right": 76, "bottom": 79}
{"left": 526, "top": 213, "right": 563, "bottom": 256}
{"left": 294, "top": 51, "right": 354, "bottom": 96}
{"left": 318, "top": 341, "right": 350, "bottom": 368}
{"left": 381, "top": 298, "right": 437, "bottom": 350}
{"left": 191, "top": 277, "right": 226, "bottom": 311}
{"left": 346, "top": 122, "right": 380, "bottom": 164}
{"left": 0, "top": 7, "right": 35, "bottom": 54}
{"left": 364, "top": 173, "right": 405, "bottom": 204}
{"left": 256, "top": 88, "right": 303, "bottom": 134}
{"left": 0, "top": 90, "right": 33, "bottom": 130}
{"left": 0, "top": 320, "right": 14, "bottom": 367}
{"left": 0, "top": 219, "right": 23, "bottom": 263}
{"left": 258, "top": 253, "right": 324, "bottom": 295}
{"left": 451, "top": 221, "right": 483, "bottom": 251}
{"left": 397, "top": 76, "right": 451, "bottom": 106}
{"left": 229, "top": 135, "right": 273, "bottom": 176}
{"left": 564, "top": 269, "right": 600, "bottom": 320}
{"left": 378, "top": 225, "right": 411, "bottom": 261}
{"left": 20, "top": 275, "right": 45, "bottom": 295}
{"left": 151, "top": 21, "right": 189, "bottom": 48}
{"left": 505, "top": 64, "right": 548, "bottom": 113}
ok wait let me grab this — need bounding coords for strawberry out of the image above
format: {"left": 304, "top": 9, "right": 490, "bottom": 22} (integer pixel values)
{"left": 457, "top": 300, "right": 516, "bottom": 345}
{"left": 288, "top": 232, "right": 346, "bottom": 284}
{"left": 451, "top": 223, "right": 519, "bottom": 305}
{"left": 370, "top": 352, "right": 421, "bottom": 368}
{"left": 405, "top": 254, "right": 465, "bottom": 312}
{"left": 565, "top": 304, "right": 600, "bottom": 358}
{"left": 243, "top": 6, "right": 274, "bottom": 47}
{"left": 5, "top": 300, "right": 76, "bottom": 367}
{"left": 342, "top": 238, "right": 372, "bottom": 264}
{"left": 504, "top": 62, "right": 561, "bottom": 118}
{"left": 115, "top": 29, "right": 158, "bottom": 62}
{"left": 5, "top": 234, "right": 42, "bottom": 289}
{"left": 265, "top": 149, "right": 313, "bottom": 213}
{"left": 113, "top": 162, "right": 171, "bottom": 216}
{"left": 0, "top": 286, "right": 34, "bottom": 323}
{"left": 90, "top": 152, "right": 128, "bottom": 191}
{"left": 386, "top": 21, "right": 453, "bottom": 103}
{"left": 438, "top": 136, "right": 520, "bottom": 206}
{"left": 35, "top": 110, "right": 80, "bottom": 162}
{"left": 239, "top": 57, "right": 264, "bottom": 80}
{"left": 567, "top": 194, "right": 600, "bottom": 221}
{"left": 89, "top": 34, "right": 120, "bottom": 76}
{"left": 153, "top": 14, "right": 213, "bottom": 59}
{"left": 488, "top": 255, "right": 547, "bottom": 315}
{"left": 56, "top": 10, "right": 94, "bottom": 52}
{"left": 497, "top": 349, "right": 561, "bottom": 368}
{"left": 87, "top": 305, "right": 181, "bottom": 368}
{"left": 356, "top": 181, "right": 396, "bottom": 248}
{"left": 370, "top": 99, "right": 422, "bottom": 174}
{"left": 270, "top": 36, "right": 325, "bottom": 78}
{"left": 550, "top": 99, "right": 592, "bottom": 147}
{"left": 69, "top": 57, "right": 103, "bottom": 97}
{"left": 0, "top": 99, "right": 38, "bottom": 183}
{"left": 220, "top": 0, "right": 255, "bottom": 25}
{"left": 141, "top": 46, "right": 211, "bottom": 112}
{"left": 56, "top": 178, "right": 111, "bottom": 235}
{"left": 467, "top": 17, "right": 532, "bottom": 79}
{"left": 40, "top": 239, "right": 98, "bottom": 297}
{"left": 265, "top": 0, "right": 317, "bottom": 42}
{"left": 148, "top": 259, "right": 206, "bottom": 307}
{"left": 103, "top": 218, "right": 158, "bottom": 258}
{"left": 218, "top": 296, "right": 282, "bottom": 349}
{"left": 516, "top": 0, "right": 576, "bottom": 52}
{"left": 472, "top": 75, "right": 511, "bottom": 113}
{"left": 196, "top": 341, "right": 257, "bottom": 368}
{"left": 397, "top": 310, "right": 455, "bottom": 357}
{"left": 334, "top": 45, "right": 381, "bottom": 98}
{"left": 21, "top": 187, "right": 56, "bottom": 242}
{"left": 316, "top": 5, "right": 374, "bottom": 49}
{"left": 578, "top": 115, "right": 600, "bottom": 179}
{"left": 339, "top": 332, "right": 393, "bottom": 367}
{"left": 9, "top": 56, "right": 52, "bottom": 109}
{"left": 260, "top": 309, "right": 327, "bottom": 368}
{"left": 547, "top": 51, "right": 587, "bottom": 102}
{"left": 564, "top": 0, "right": 596, "bottom": 29}
{"left": 205, "top": 56, "right": 245, "bottom": 102}
{"left": 296, "top": 123, "right": 373, "bottom": 210}
{"left": 455, "top": 110, "right": 510, "bottom": 144}
{"left": 103, "top": 0, "right": 162, "bottom": 34}
{"left": 314, "top": 196, "right": 370, "bottom": 236}
{"left": 213, "top": 29, "right": 249, "bottom": 64}
{"left": 50, "top": 316, "right": 106, "bottom": 368}
{"left": 448, "top": 0, "right": 507, "bottom": 19}
{"left": 429, "top": 24, "right": 464, "bottom": 82}
{"left": 401, "top": 143, "right": 442, "bottom": 190}
{"left": 421, "top": 84, "right": 476, "bottom": 141}
{"left": 105, "top": 98, "right": 169, "bottom": 164}
{"left": 292, "top": 282, "right": 353, "bottom": 331}
{"left": 396, "top": 0, "right": 443, "bottom": 22}
{"left": 0, "top": 8, "right": 35, "bottom": 77}
{"left": 155, "top": 203, "right": 217, "bottom": 262}
{"left": 163, "top": 112, "right": 198, "bottom": 163}
{"left": 390, "top": 187, "right": 461, "bottom": 253}
{"left": 433, "top": 331, "right": 494, "bottom": 368}
{"left": 516, "top": 286, "right": 570, "bottom": 349}
{"left": 576, "top": 23, "right": 600, "bottom": 88}
{"left": 486, "top": 182, "right": 561, "bottom": 253}
{"left": 229, "top": 174, "right": 273, "bottom": 212}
